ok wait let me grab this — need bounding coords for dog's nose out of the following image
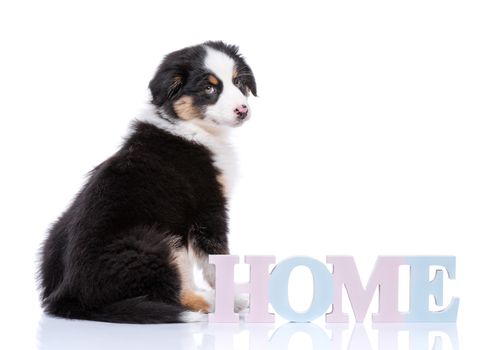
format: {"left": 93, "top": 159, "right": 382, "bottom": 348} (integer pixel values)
{"left": 234, "top": 105, "right": 249, "bottom": 120}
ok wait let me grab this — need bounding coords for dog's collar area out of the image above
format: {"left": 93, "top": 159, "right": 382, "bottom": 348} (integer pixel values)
{"left": 155, "top": 108, "right": 177, "bottom": 125}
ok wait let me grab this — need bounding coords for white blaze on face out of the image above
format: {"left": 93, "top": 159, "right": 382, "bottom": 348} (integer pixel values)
{"left": 204, "top": 47, "right": 249, "bottom": 126}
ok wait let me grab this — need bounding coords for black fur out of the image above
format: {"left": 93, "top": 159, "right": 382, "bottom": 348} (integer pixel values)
{"left": 38, "top": 41, "right": 258, "bottom": 323}
{"left": 40, "top": 122, "right": 229, "bottom": 323}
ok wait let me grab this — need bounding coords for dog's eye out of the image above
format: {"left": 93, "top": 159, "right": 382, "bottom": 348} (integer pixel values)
{"left": 205, "top": 85, "right": 215, "bottom": 94}
{"left": 233, "top": 78, "right": 243, "bottom": 88}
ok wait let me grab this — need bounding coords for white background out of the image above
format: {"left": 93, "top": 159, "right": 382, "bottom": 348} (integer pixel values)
{"left": 0, "top": 0, "right": 482, "bottom": 349}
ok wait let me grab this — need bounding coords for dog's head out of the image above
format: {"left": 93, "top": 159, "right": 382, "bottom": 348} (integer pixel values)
{"left": 149, "top": 41, "right": 257, "bottom": 127}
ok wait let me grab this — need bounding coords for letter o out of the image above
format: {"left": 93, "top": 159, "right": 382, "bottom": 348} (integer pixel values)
{"left": 268, "top": 256, "right": 334, "bottom": 322}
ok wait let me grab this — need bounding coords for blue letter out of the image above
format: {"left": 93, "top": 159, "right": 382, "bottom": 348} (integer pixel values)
{"left": 406, "top": 256, "right": 459, "bottom": 322}
{"left": 269, "top": 256, "right": 333, "bottom": 322}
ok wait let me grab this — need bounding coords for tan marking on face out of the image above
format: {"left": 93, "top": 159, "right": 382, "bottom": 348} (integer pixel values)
{"left": 216, "top": 174, "right": 228, "bottom": 198}
{"left": 180, "top": 290, "right": 210, "bottom": 313}
{"left": 232, "top": 69, "right": 238, "bottom": 80}
{"left": 173, "top": 96, "right": 200, "bottom": 120}
{"left": 170, "top": 76, "right": 183, "bottom": 92}
{"left": 208, "top": 74, "right": 219, "bottom": 85}
{"left": 173, "top": 75, "right": 182, "bottom": 85}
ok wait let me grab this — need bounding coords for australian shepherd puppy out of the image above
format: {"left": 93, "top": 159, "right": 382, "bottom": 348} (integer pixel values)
{"left": 39, "top": 41, "right": 257, "bottom": 323}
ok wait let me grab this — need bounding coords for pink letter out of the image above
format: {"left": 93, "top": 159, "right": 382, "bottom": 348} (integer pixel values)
{"left": 326, "top": 256, "right": 405, "bottom": 323}
{"left": 208, "top": 255, "right": 276, "bottom": 323}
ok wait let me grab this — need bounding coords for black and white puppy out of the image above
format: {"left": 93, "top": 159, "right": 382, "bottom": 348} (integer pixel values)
{"left": 39, "top": 41, "right": 257, "bottom": 323}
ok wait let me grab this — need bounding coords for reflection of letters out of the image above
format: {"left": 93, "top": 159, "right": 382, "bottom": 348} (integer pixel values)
{"left": 269, "top": 323, "right": 332, "bottom": 350}
{"left": 38, "top": 315, "right": 459, "bottom": 350}
{"left": 374, "top": 323, "right": 459, "bottom": 350}
{"left": 196, "top": 322, "right": 460, "bottom": 350}
{"left": 272, "top": 323, "right": 460, "bottom": 350}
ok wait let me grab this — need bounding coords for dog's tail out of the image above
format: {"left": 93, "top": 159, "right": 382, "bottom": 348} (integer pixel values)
{"left": 45, "top": 296, "right": 206, "bottom": 324}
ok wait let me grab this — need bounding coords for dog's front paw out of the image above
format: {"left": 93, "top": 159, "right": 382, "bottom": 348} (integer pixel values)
{"left": 195, "top": 290, "right": 248, "bottom": 314}
{"left": 234, "top": 294, "right": 249, "bottom": 313}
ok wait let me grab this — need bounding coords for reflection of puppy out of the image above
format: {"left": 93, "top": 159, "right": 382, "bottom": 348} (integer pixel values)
{"left": 39, "top": 41, "right": 257, "bottom": 323}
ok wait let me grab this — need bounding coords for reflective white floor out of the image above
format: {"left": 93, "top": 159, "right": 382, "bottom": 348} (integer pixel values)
{"left": 37, "top": 316, "right": 459, "bottom": 350}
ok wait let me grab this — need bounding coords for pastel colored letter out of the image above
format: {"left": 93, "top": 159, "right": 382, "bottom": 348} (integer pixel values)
{"left": 326, "top": 256, "right": 405, "bottom": 323}
{"left": 269, "top": 256, "right": 334, "bottom": 322}
{"left": 406, "top": 256, "right": 459, "bottom": 322}
{"left": 208, "top": 255, "right": 276, "bottom": 323}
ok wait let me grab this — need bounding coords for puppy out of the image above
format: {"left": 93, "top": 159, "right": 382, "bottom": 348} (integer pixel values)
{"left": 39, "top": 41, "right": 256, "bottom": 323}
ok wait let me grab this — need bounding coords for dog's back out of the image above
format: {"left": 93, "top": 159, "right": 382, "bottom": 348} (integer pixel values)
{"left": 39, "top": 123, "right": 221, "bottom": 323}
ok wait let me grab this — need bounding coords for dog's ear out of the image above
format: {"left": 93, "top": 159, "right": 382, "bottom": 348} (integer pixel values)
{"left": 149, "top": 67, "right": 185, "bottom": 107}
{"left": 245, "top": 71, "right": 257, "bottom": 97}
{"left": 237, "top": 64, "right": 257, "bottom": 97}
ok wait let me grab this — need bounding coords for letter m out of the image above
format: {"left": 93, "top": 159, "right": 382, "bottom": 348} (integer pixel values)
{"left": 326, "top": 256, "right": 405, "bottom": 323}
